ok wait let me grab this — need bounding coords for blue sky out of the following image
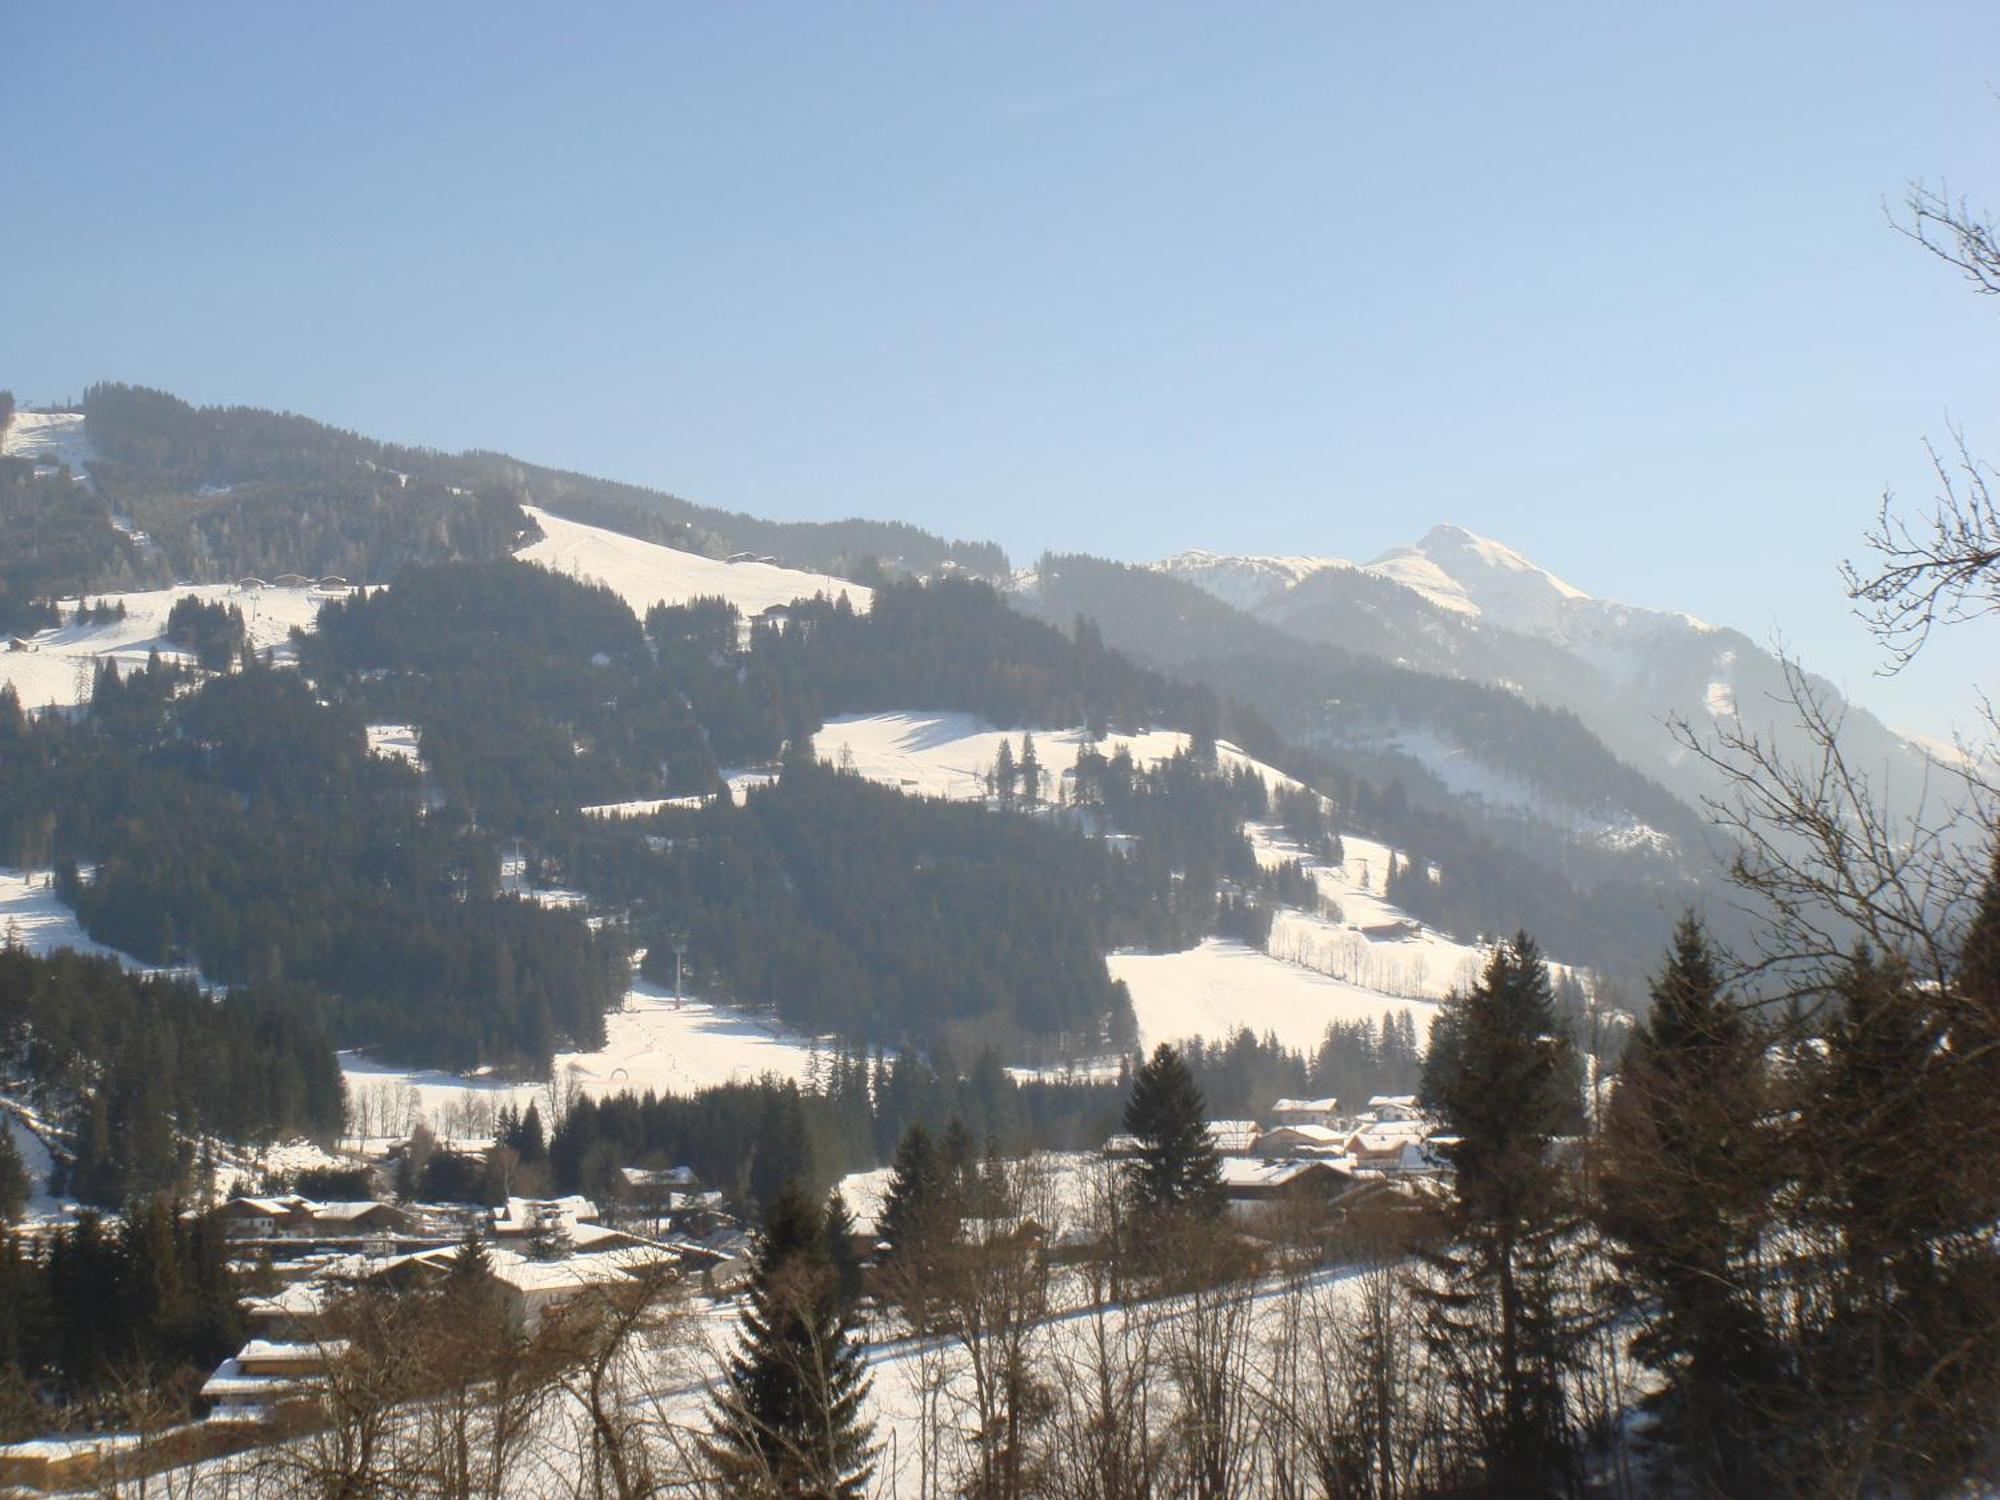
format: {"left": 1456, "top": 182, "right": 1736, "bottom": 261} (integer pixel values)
{"left": 5, "top": 3, "right": 1998, "bottom": 737}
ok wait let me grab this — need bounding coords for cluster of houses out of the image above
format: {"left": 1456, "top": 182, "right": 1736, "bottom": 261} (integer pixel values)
{"left": 197, "top": 1172, "right": 751, "bottom": 1426}
{"left": 1109, "top": 1093, "right": 1448, "bottom": 1231}
{"left": 180, "top": 1093, "right": 1444, "bottom": 1430}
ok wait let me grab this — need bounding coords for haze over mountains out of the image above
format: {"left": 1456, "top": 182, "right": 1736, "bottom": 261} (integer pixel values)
{"left": 1153, "top": 526, "right": 1941, "bottom": 842}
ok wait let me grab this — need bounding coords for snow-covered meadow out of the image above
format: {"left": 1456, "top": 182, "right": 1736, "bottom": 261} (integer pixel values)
{"left": 0, "top": 581, "right": 339, "bottom": 710}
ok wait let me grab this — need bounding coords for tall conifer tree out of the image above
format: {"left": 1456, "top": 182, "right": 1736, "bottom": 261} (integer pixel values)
{"left": 1597, "top": 915, "right": 1776, "bottom": 1494}
{"left": 705, "top": 1181, "right": 875, "bottom": 1497}
{"left": 1121, "top": 1043, "right": 1223, "bottom": 1219}
{"left": 1418, "top": 932, "right": 1587, "bottom": 1496}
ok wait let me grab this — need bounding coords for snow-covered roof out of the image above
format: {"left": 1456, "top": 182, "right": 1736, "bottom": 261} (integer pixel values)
{"left": 1258, "top": 1123, "right": 1344, "bottom": 1146}
{"left": 1270, "top": 1098, "right": 1339, "bottom": 1114}
{"left": 1218, "top": 1158, "right": 1352, "bottom": 1191}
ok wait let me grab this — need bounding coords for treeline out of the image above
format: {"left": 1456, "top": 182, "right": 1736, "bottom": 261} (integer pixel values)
{"left": 0, "top": 1203, "right": 240, "bottom": 1428}
{"left": 0, "top": 664, "right": 625, "bottom": 1073}
{"left": 0, "top": 458, "right": 143, "bottom": 634}
{"left": 76, "top": 382, "right": 1004, "bottom": 589}
{"left": 0, "top": 947, "right": 343, "bottom": 1207}
{"left": 1024, "top": 551, "right": 1715, "bottom": 983}
{"left": 548, "top": 1045, "right": 1127, "bottom": 1212}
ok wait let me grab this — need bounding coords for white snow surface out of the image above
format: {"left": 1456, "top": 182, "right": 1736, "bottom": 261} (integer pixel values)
{"left": 815, "top": 711, "right": 1304, "bottom": 804}
{"left": 364, "top": 723, "right": 423, "bottom": 768}
{"left": 342, "top": 979, "right": 822, "bottom": 1137}
{"left": 0, "top": 868, "right": 218, "bottom": 993}
{"left": 1111, "top": 939, "right": 1436, "bottom": 1056}
{"left": 517, "top": 506, "right": 872, "bottom": 620}
{"left": 0, "top": 410, "right": 96, "bottom": 482}
{"left": 0, "top": 581, "right": 338, "bottom": 709}
{"left": 1150, "top": 548, "right": 1348, "bottom": 612}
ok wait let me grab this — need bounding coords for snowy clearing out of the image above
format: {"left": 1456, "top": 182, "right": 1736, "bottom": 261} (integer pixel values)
{"left": 342, "top": 978, "right": 822, "bottom": 1138}
{"left": 518, "top": 507, "right": 872, "bottom": 621}
{"left": 815, "top": 710, "right": 1304, "bottom": 804}
{"left": 1110, "top": 938, "right": 1438, "bottom": 1054}
{"left": 0, "top": 581, "right": 340, "bottom": 710}
{"left": 0, "top": 868, "right": 219, "bottom": 993}
{"left": 363, "top": 722, "right": 423, "bottom": 768}
{"left": 0, "top": 410, "right": 95, "bottom": 483}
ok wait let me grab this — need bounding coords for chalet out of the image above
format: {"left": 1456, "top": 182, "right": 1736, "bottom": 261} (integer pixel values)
{"left": 1207, "top": 1120, "right": 1261, "bottom": 1156}
{"left": 1218, "top": 1157, "right": 1355, "bottom": 1227}
{"left": 273, "top": 573, "right": 313, "bottom": 589}
{"left": 6, "top": 637, "right": 33, "bottom": 653}
{"left": 236, "top": 577, "right": 268, "bottom": 591}
{"left": 1343, "top": 1120, "right": 1434, "bottom": 1171}
{"left": 1365, "top": 1095, "right": 1423, "bottom": 1123}
{"left": 214, "top": 1195, "right": 413, "bottom": 1242}
{"left": 0, "top": 1435, "right": 141, "bottom": 1490}
{"left": 1269, "top": 1096, "right": 1341, "bottom": 1130}
{"left": 201, "top": 1338, "right": 343, "bottom": 1424}
{"left": 315, "top": 575, "right": 349, "bottom": 590}
{"left": 1253, "top": 1123, "right": 1346, "bottom": 1158}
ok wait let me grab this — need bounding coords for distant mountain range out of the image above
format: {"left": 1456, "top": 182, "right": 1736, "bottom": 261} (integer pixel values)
{"left": 1142, "top": 524, "right": 1939, "bottom": 842}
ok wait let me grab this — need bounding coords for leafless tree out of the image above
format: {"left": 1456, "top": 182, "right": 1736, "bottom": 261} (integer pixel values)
{"left": 933, "top": 1153, "right": 1057, "bottom": 1499}
{"left": 256, "top": 1288, "right": 425, "bottom": 1499}
{"left": 1153, "top": 1217, "right": 1262, "bottom": 1500}
{"left": 556, "top": 1261, "right": 690, "bottom": 1500}
{"left": 1671, "top": 651, "right": 1991, "bottom": 1001}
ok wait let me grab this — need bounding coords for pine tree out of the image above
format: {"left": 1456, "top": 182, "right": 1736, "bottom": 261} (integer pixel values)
{"left": 1018, "top": 732, "right": 1040, "bottom": 807}
{"left": 705, "top": 1181, "right": 875, "bottom": 1497}
{"left": 1596, "top": 915, "right": 1776, "bottom": 1495}
{"left": 1777, "top": 940, "right": 2000, "bottom": 1494}
{"left": 991, "top": 739, "right": 1017, "bottom": 805}
{"left": 1417, "top": 932, "right": 1587, "bottom": 1496}
{"left": 822, "top": 1189, "right": 863, "bottom": 1310}
{"left": 879, "top": 1124, "right": 954, "bottom": 1268}
{"left": 1121, "top": 1043, "right": 1223, "bottom": 1219}
{"left": 0, "top": 1130, "right": 27, "bottom": 1223}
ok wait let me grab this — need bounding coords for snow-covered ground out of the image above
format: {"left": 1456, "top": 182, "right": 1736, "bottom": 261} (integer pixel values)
{"left": 0, "top": 410, "right": 96, "bottom": 485}
{"left": 0, "top": 581, "right": 341, "bottom": 710}
{"left": 0, "top": 868, "right": 219, "bottom": 992}
{"left": 1111, "top": 939, "right": 1438, "bottom": 1055}
{"left": 364, "top": 722, "right": 423, "bottom": 768}
{"left": 518, "top": 507, "right": 872, "bottom": 621}
{"left": 342, "top": 978, "right": 822, "bottom": 1141}
{"left": 815, "top": 710, "right": 1303, "bottom": 805}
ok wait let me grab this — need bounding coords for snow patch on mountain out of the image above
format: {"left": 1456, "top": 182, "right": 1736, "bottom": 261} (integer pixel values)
{"left": 0, "top": 581, "right": 340, "bottom": 709}
{"left": 1151, "top": 549, "right": 1348, "bottom": 612}
{"left": 1, "top": 411, "right": 96, "bottom": 489}
{"left": 518, "top": 507, "right": 873, "bottom": 621}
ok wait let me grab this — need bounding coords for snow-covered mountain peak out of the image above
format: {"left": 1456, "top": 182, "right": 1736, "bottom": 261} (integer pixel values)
{"left": 1367, "top": 524, "right": 1591, "bottom": 630}
{"left": 1151, "top": 548, "right": 1347, "bottom": 612}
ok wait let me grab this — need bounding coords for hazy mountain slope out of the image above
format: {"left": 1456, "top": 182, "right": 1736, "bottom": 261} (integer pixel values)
{"left": 1160, "top": 524, "right": 1938, "bottom": 828}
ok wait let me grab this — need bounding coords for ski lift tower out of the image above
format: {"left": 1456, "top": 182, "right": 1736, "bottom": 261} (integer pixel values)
{"left": 671, "top": 936, "right": 689, "bottom": 1010}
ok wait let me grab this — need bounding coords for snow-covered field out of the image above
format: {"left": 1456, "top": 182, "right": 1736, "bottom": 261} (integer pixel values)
{"left": 1110, "top": 939, "right": 1438, "bottom": 1055}
{"left": 364, "top": 722, "right": 423, "bottom": 768}
{"left": 342, "top": 978, "right": 823, "bottom": 1141}
{"left": 0, "top": 410, "right": 95, "bottom": 481}
{"left": 0, "top": 868, "right": 219, "bottom": 992}
{"left": 518, "top": 506, "right": 872, "bottom": 621}
{"left": 810, "top": 713, "right": 1483, "bottom": 1049}
{"left": 815, "top": 710, "right": 1303, "bottom": 805}
{"left": 0, "top": 581, "right": 339, "bottom": 710}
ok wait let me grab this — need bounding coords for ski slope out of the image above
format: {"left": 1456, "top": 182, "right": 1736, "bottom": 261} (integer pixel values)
{"left": 518, "top": 507, "right": 872, "bottom": 620}
{"left": 0, "top": 410, "right": 95, "bottom": 481}
{"left": 0, "top": 582, "right": 339, "bottom": 709}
